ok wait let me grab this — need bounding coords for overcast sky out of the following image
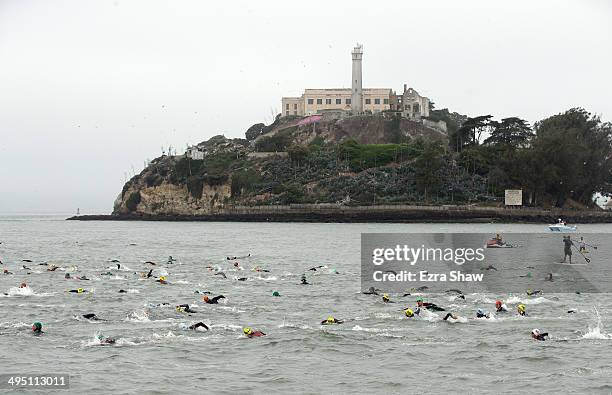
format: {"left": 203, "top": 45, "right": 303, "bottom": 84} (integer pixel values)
{"left": 0, "top": 0, "right": 610, "bottom": 214}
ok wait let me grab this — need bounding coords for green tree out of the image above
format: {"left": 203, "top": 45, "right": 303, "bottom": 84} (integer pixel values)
{"left": 530, "top": 108, "right": 612, "bottom": 207}
{"left": 484, "top": 117, "right": 533, "bottom": 148}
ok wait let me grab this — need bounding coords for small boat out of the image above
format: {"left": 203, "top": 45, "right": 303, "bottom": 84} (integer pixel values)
{"left": 548, "top": 224, "right": 577, "bottom": 232}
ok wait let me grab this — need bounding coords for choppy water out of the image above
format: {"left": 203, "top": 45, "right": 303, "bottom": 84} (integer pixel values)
{"left": 1, "top": 216, "right": 612, "bottom": 394}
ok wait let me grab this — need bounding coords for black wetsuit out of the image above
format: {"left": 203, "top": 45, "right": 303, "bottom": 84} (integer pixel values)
{"left": 321, "top": 319, "right": 343, "bottom": 325}
{"left": 204, "top": 295, "right": 225, "bottom": 304}
{"left": 533, "top": 333, "right": 548, "bottom": 341}
{"left": 178, "top": 304, "right": 197, "bottom": 313}
{"left": 83, "top": 313, "right": 105, "bottom": 321}
{"left": 422, "top": 302, "right": 445, "bottom": 311}
{"left": 189, "top": 322, "right": 209, "bottom": 331}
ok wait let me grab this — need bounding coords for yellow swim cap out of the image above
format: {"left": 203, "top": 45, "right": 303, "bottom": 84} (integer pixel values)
{"left": 326, "top": 316, "right": 335, "bottom": 323}
{"left": 77, "top": 288, "right": 84, "bottom": 293}
{"left": 243, "top": 327, "right": 253, "bottom": 335}
{"left": 383, "top": 293, "right": 390, "bottom": 301}
{"left": 159, "top": 276, "right": 166, "bottom": 281}
{"left": 518, "top": 304, "right": 526, "bottom": 312}
{"left": 405, "top": 309, "right": 414, "bottom": 317}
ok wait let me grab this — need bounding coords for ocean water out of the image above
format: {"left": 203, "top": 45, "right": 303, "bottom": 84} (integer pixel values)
{"left": 1, "top": 216, "right": 612, "bottom": 394}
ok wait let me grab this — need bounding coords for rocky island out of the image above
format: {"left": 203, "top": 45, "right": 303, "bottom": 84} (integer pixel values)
{"left": 70, "top": 107, "right": 612, "bottom": 223}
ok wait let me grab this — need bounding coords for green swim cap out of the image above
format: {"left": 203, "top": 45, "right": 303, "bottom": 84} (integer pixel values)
{"left": 416, "top": 297, "right": 423, "bottom": 302}
{"left": 33, "top": 322, "right": 42, "bottom": 330}
{"left": 272, "top": 291, "right": 280, "bottom": 297}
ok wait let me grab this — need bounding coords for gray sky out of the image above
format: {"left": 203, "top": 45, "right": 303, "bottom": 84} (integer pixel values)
{"left": 1, "top": 0, "right": 610, "bottom": 214}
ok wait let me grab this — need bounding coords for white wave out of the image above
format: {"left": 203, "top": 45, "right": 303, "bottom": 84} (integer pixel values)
{"left": 254, "top": 275, "right": 277, "bottom": 281}
{"left": 0, "top": 321, "right": 30, "bottom": 328}
{"left": 127, "top": 289, "right": 140, "bottom": 294}
{"left": 505, "top": 296, "right": 550, "bottom": 305}
{"left": 124, "top": 310, "right": 150, "bottom": 322}
{"left": 351, "top": 325, "right": 382, "bottom": 332}
{"left": 174, "top": 280, "right": 189, "bottom": 284}
{"left": 583, "top": 308, "right": 612, "bottom": 340}
{"left": 6, "top": 286, "right": 34, "bottom": 296}
{"left": 278, "top": 322, "right": 312, "bottom": 330}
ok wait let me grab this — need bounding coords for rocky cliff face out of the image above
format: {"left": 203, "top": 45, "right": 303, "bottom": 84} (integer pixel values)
{"left": 114, "top": 182, "right": 231, "bottom": 215}
{"left": 112, "top": 113, "right": 466, "bottom": 216}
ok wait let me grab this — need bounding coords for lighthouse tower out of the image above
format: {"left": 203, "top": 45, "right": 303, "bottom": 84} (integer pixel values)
{"left": 351, "top": 43, "right": 363, "bottom": 114}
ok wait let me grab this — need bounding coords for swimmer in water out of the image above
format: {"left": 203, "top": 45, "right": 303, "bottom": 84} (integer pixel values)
{"left": 82, "top": 313, "right": 107, "bottom": 321}
{"left": 167, "top": 256, "right": 175, "bottom": 264}
{"left": 68, "top": 288, "right": 87, "bottom": 294}
{"left": 156, "top": 276, "right": 168, "bottom": 284}
{"left": 189, "top": 322, "right": 209, "bottom": 331}
{"left": 96, "top": 334, "right": 116, "bottom": 345}
{"left": 382, "top": 293, "right": 393, "bottom": 303}
{"left": 308, "top": 265, "right": 325, "bottom": 272}
{"left": 215, "top": 272, "right": 227, "bottom": 279}
{"left": 443, "top": 312, "right": 460, "bottom": 321}
{"left": 47, "top": 265, "right": 59, "bottom": 272}
{"left": 526, "top": 289, "right": 542, "bottom": 296}
{"left": 476, "top": 308, "right": 490, "bottom": 319}
{"left": 321, "top": 316, "right": 343, "bottom": 325}
{"left": 3, "top": 268, "right": 12, "bottom": 275}
{"left": 300, "top": 274, "right": 309, "bottom": 285}
{"left": 495, "top": 300, "right": 508, "bottom": 312}
{"left": 202, "top": 295, "right": 225, "bottom": 304}
{"left": 19, "top": 282, "right": 27, "bottom": 288}
{"left": 404, "top": 308, "right": 420, "bottom": 318}
{"left": 32, "top": 322, "right": 43, "bottom": 334}
{"left": 531, "top": 328, "right": 548, "bottom": 341}
{"left": 363, "top": 286, "right": 380, "bottom": 295}
{"left": 517, "top": 304, "right": 527, "bottom": 316}
{"left": 176, "top": 304, "right": 197, "bottom": 313}
{"left": 416, "top": 297, "right": 445, "bottom": 311}
{"left": 243, "top": 327, "right": 266, "bottom": 338}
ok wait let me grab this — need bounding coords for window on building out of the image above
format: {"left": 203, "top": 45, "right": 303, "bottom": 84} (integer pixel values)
{"left": 384, "top": 98, "right": 389, "bottom": 104}
{"left": 336, "top": 98, "right": 342, "bottom": 104}
{"left": 326, "top": 99, "right": 332, "bottom": 104}
{"left": 294, "top": 110, "right": 297, "bottom": 115}
{"left": 404, "top": 104, "right": 410, "bottom": 111}
{"left": 374, "top": 98, "right": 380, "bottom": 105}
{"left": 286, "top": 103, "right": 289, "bottom": 109}
{"left": 294, "top": 103, "right": 297, "bottom": 109}
{"left": 413, "top": 103, "right": 420, "bottom": 113}
{"left": 308, "top": 99, "right": 314, "bottom": 105}
{"left": 365, "top": 98, "right": 371, "bottom": 104}
{"left": 317, "top": 99, "right": 322, "bottom": 104}
{"left": 346, "top": 99, "right": 351, "bottom": 104}
{"left": 286, "top": 110, "right": 289, "bottom": 115}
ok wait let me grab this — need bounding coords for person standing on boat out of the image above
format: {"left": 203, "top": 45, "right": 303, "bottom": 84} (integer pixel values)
{"left": 562, "top": 236, "right": 573, "bottom": 264}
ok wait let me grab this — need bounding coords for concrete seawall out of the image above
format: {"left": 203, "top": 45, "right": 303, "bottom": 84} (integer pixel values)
{"left": 67, "top": 204, "right": 612, "bottom": 223}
